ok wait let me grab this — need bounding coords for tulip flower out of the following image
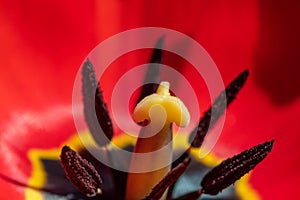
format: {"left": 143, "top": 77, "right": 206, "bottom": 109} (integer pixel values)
{"left": 1, "top": 1, "right": 299, "bottom": 200}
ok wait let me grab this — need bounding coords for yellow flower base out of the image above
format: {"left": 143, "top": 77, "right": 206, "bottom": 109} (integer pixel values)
{"left": 26, "top": 132, "right": 260, "bottom": 200}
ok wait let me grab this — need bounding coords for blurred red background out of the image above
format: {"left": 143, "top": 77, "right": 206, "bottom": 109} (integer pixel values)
{"left": 0, "top": 1, "right": 299, "bottom": 199}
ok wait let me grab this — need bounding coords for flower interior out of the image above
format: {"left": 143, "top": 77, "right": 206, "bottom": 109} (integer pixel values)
{"left": 59, "top": 39, "right": 274, "bottom": 200}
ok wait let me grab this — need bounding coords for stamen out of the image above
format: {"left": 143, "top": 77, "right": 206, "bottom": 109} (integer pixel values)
{"left": 190, "top": 69, "right": 249, "bottom": 147}
{"left": 173, "top": 190, "right": 202, "bottom": 200}
{"left": 143, "top": 158, "right": 191, "bottom": 200}
{"left": 136, "top": 36, "right": 164, "bottom": 104}
{"left": 82, "top": 59, "right": 114, "bottom": 146}
{"left": 201, "top": 140, "right": 274, "bottom": 195}
{"left": 60, "top": 146, "right": 103, "bottom": 197}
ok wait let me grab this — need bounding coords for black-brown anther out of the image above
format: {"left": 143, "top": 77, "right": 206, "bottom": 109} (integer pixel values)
{"left": 201, "top": 140, "right": 274, "bottom": 195}
{"left": 174, "top": 190, "right": 202, "bottom": 200}
{"left": 136, "top": 36, "right": 164, "bottom": 105}
{"left": 190, "top": 69, "right": 249, "bottom": 148}
{"left": 82, "top": 59, "right": 114, "bottom": 146}
{"left": 144, "top": 158, "right": 191, "bottom": 200}
{"left": 60, "top": 146, "right": 103, "bottom": 197}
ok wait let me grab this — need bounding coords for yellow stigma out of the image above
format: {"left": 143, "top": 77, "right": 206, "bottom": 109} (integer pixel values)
{"left": 133, "top": 81, "right": 190, "bottom": 127}
{"left": 157, "top": 81, "right": 170, "bottom": 96}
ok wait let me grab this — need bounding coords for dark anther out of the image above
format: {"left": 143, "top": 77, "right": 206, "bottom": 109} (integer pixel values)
{"left": 82, "top": 59, "right": 114, "bottom": 146}
{"left": 60, "top": 145, "right": 103, "bottom": 197}
{"left": 144, "top": 158, "right": 191, "bottom": 200}
{"left": 190, "top": 69, "right": 249, "bottom": 147}
{"left": 201, "top": 140, "right": 274, "bottom": 195}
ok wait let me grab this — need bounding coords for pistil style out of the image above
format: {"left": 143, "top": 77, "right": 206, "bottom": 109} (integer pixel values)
{"left": 125, "top": 82, "right": 190, "bottom": 200}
